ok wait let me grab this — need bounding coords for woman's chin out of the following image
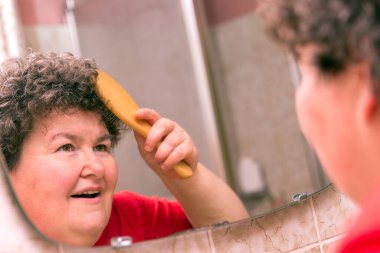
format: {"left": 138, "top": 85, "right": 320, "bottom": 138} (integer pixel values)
{"left": 58, "top": 217, "right": 108, "bottom": 246}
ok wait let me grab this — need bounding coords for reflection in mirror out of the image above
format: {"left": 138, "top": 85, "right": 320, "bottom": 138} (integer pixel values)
{"left": 5, "top": 0, "right": 331, "bottom": 248}
{"left": 0, "top": 50, "right": 248, "bottom": 247}
{"left": 69, "top": 0, "right": 329, "bottom": 218}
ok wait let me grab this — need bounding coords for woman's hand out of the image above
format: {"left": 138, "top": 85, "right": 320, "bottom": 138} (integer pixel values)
{"left": 134, "top": 108, "right": 198, "bottom": 177}
{"left": 133, "top": 108, "right": 248, "bottom": 227}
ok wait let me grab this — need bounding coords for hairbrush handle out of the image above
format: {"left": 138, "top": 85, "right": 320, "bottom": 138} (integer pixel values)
{"left": 96, "top": 69, "right": 193, "bottom": 179}
{"left": 128, "top": 119, "right": 193, "bottom": 179}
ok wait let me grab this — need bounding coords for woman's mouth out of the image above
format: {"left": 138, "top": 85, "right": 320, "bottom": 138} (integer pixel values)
{"left": 71, "top": 190, "right": 100, "bottom": 198}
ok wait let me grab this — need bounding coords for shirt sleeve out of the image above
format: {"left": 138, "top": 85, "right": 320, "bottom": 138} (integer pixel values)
{"left": 136, "top": 193, "right": 193, "bottom": 240}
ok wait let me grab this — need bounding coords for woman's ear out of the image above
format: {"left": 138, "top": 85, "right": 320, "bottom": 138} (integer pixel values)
{"left": 356, "top": 64, "right": 379, "bottom": 123}
{"left": 361, "top": 85, "right": 377, "bottom": 122}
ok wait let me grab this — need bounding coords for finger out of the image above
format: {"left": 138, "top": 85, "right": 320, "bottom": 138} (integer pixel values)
{"left": 135, "top": 108, "right": 161, "bottom": 125}
{"left": 161, "top": 140, "right": 193, "bottom": 171}
{"left": 145, "top": 118, "right": 175, "bottom": 152}
{"left": 134, "top": 131, "right": 148, "bottom": 153}
{"left": 154, "top": 129, "right": 186, "bottom": 163}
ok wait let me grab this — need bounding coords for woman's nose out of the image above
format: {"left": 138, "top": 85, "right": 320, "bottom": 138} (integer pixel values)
{"left": 80, "top": 151, "right": 106, "bottom": 178}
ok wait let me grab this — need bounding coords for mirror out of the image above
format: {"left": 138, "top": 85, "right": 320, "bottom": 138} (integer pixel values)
{"left": 68, "top": 0, "right": 329, "bottom": 214}
{"left": 6, "top": 0, "right": 330, "bottom": 247}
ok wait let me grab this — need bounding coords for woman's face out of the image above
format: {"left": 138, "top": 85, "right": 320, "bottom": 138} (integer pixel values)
{"left": 295, "top": 46, "right": 366, "bottom": 202}
{"left": 10, "top": 109, "right": 118, "bottom": 246}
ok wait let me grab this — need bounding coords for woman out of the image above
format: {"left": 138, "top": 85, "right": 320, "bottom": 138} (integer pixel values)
{"left": 0, "top": 51, "right": 248, "bottom": 247}
{"left": 260, "top": 0, "right": 380, "bottom": 251}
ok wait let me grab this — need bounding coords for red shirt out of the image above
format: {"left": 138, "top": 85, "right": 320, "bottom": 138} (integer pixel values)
{"left": 94, "top": 191, "right": 192, "bottom": 246}
{"left": 337, "top": 186, "right": 380, "bottom": 252}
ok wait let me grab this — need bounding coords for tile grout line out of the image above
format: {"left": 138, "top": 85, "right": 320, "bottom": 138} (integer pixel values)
{"left": 310, "top": 197, "right": 324, "bottom": 253}
{"left": 286, "top": 241, "right": 321, "bottom": 253}
{"left": 286, "top": 235, "right": 345, "bottom": 253}
{"left": 320, "top": 234, "right": 345, "bottom": 246}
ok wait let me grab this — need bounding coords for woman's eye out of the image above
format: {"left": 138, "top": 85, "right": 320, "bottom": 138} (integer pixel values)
{"left": 57, "top": 144, "right": 75, "bottom": 152}
{"left": 94, "top": 144, "right": 110, "bottom": 153}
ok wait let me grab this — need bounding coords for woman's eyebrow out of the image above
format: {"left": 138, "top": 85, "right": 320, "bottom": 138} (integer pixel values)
{"left": 50, "top": 132, "right": 111, "bottom": 143}
{"left": 97, "top": 133, "right": 112, "bottom": 142}
{"left": 50, "top": 132, "right": 80, "bottom": 142}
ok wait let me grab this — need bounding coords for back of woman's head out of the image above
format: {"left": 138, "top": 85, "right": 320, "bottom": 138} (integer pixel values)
{"left": 0, "top": 51, "right": 124, "bottom": 170}
{"left": 259, "top": 0, "right": 380, "bottom": 88}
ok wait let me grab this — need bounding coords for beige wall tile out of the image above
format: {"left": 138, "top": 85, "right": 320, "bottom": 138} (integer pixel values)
{"left": 322, "top": 236, "right": 343, "bottom": 253}
{"left": 172, "top": 230, "right": 212, "bottom": 252}
{"left": 312, "top": 185, "right": 357, "bottom": 240}
{"left": 288, "top": 245, "right": 321, "bottom": 253}
{"left": 211, "top": 199, "right": 318, "bottom": 252}
{"left": 303, "top": 246, "right": 321, "bottom": 253}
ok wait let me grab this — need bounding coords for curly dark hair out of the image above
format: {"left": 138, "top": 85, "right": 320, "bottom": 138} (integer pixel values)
{"left": 0, "top": 51, "right": 126, "bottom": 170}
{"left": 259, "top": 0, "right": 380, "bottom": 89}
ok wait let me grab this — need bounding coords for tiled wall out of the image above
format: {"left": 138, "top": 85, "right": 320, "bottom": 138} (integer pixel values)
{"left": 83, "top": 184, "right": 356, "bottom": 253}
{"left": 209, "top": 185, "right": 356, "bottom": 252}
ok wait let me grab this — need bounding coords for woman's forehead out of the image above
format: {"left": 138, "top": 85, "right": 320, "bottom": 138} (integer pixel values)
{"left": 33, "top": 109, "right": 103, "bottom": 132}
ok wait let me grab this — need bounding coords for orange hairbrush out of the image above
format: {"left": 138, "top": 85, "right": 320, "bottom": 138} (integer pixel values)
{"left": 95, "top": 69, "right": 193, "bottom": 179}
